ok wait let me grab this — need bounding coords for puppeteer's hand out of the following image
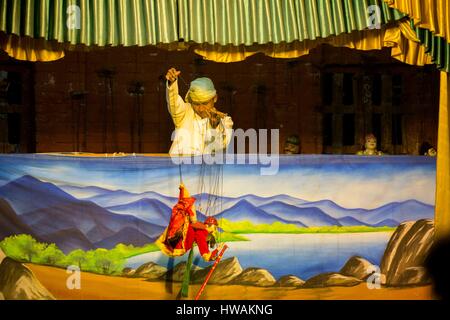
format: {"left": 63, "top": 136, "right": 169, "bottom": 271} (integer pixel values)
{"left": 166, "top": 68, "right": 181, "bottom": 85}
{"left": 221, "top": 116, "right": 233, "bottom": 129}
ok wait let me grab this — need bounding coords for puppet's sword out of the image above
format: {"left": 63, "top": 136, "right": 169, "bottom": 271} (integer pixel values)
{"left": 194, "top": 244, "right": 228, "bottom": 300}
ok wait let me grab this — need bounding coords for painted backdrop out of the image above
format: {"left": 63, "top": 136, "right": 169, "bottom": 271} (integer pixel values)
{"left": 0, "top": 154, "right": 436, "bottom": 300}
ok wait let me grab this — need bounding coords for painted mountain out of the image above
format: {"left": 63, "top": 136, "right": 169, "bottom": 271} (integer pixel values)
{"left": 85, "top": 190, "right": 177, "bottom": 209}
{"left": 106, "top": 199, "right": 172, "bottom": 226}
{"left": 235, "top": 194, "right": 308, "bottom": 207}
{"left": 55, "top": 180, "right": 435, "bottom": 228}
{"left": 357, "top": 200, "right": 435, "bottom": 225}
{"left": 58, "top": 185, "right": 112, "bottom": 199}
{"left": 294, "top": 199, "right": 434, "bottom": 226}
{"left": 259, "top": 201, "right": 341, "bottom": 227}
{"left": 0, "top": 176, "right": 164, "bottom": 253}
{"left": 0, "top": 175, "right": 77, "bottom": 215}
{"left": 0, "top": 172, "right": 435, "bottom": 254}
{"left": 213, "top": 193, "right": 308, "bottom": 212}
{"left": 0, "top": 198, "right": 41, "bottom": 240}
{"left": 296, "top": 200, "right": 368, "bottom": 219}
{"left": 215, "top": 200, "right": 307, "bottom": 227}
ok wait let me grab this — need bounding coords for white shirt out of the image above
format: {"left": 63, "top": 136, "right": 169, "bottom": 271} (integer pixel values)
{"left": 167, "top": 80, "right": 234, "bottom": 155}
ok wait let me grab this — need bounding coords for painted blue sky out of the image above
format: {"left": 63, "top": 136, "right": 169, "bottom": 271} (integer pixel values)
{"left": 0, "top": 154, "right": 436, "bottom": 209}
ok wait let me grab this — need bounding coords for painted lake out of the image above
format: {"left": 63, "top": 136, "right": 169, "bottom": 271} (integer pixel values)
{"left": 126, "top": 232, "right": 393, "bottom": 280}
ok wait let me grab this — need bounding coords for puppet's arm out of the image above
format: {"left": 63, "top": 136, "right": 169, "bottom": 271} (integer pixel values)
{"left": 201, "top": 243, "right": 224, "bottom": 262}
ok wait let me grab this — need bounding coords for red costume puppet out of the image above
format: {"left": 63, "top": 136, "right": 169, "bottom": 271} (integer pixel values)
{"left": 156, "top": 184, "right": 221, "bottom": 261}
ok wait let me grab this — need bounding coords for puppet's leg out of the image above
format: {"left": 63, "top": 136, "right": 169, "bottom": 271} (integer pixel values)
{"left": 180, "top": 248, "right": 194, "bottom": 298}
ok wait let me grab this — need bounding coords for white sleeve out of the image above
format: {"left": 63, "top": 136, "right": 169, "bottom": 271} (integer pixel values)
{"left": 166, "top": 80, "right": 188, "bottom": 127}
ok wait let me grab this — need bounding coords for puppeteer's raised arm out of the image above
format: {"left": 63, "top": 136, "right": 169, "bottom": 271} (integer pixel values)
{"left": 166, "top": 68, "right": 187, "bottom": 128}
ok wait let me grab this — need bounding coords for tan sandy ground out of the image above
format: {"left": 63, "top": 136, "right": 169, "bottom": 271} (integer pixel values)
{"left": 27, "top": 264, "right": 434, "bottom": 300}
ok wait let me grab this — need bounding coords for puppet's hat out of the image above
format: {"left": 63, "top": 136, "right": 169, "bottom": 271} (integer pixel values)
{"left": 286, "top": 135, "right": 300, "bottom": 145}
{"left": 204, "top": 216, "right": 218, "bottom": 226}
{"left": 179, "top": 183, "right": 191, "bottom": 198}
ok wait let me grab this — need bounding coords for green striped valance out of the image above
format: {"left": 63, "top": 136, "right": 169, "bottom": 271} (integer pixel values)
{"left": 0, "top": 0, "right": 180, "bottom": 46}
{"left": 413, "top": 24, "right": 450, "bottom": 73}
{"left": 7, "top": 0, "right": 447, "bottom": 72}
{"left": 178, "top": 0, "right": 405, "bottom": 45}
{"left": 0, "top": 0, "right": 404, "bottom": 47}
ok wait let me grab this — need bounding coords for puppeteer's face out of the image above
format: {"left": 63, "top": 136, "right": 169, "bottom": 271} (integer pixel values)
{"left": 365, "top": 138, "right": 377, "bottom": 150}
{"left": 193, "top": 103, "right": 214, "bottom": 119}
{"left": 284, "top": 142, "right": 299, "bottom": 154}
{"left": 192, "top": 96, "right": 218, "bottom": 119}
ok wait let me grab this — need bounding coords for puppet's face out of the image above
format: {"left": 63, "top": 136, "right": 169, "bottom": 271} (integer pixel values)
{"left": 365, "top": 137, "right": 377, "bottom": 151}
{"left": 205, "top": 224, "right": 217, "bottom": 233}
{"left": 427, "top": 148, "right": 437, "bottom": 156}
{"left": 284, "top": 142, "right": 300, "bottom": 154}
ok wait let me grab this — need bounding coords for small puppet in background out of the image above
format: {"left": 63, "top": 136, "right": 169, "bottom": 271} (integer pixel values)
{"left": 420, "top": 142, "right": 437, "bottom": 157}
{"left": 357, "top": 133, "right": 383, "bottom": 156}
{"left": 284, "top": 134, "right": 300, "bottom": 154}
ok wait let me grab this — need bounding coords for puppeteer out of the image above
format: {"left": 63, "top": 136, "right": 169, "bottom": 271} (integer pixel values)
{"left": 165, "top": 68, "right": 234, "bottom": 156}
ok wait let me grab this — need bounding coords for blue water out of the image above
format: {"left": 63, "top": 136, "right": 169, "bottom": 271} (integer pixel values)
{"left": 126, "top": 232, "right": 392, "bottom": 280}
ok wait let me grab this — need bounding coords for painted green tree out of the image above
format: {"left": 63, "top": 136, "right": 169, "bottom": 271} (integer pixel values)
{"left": 66, "top": 249, "right": 87, "bottom": 269}
{"left": 37, "top": 243, "right": 66, "bottom": 266}
{"left": 0, "top": 235, "right": 157, "bottom": 276}
{"left": 91, "top": 248, "right": 125, "bottom": 275}
{"left": 0, "top": 234, "right": 45, "bottom": 262}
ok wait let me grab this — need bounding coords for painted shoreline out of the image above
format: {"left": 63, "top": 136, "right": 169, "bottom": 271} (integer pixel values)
{"left": 26, "top": 263, "right": 434, "bottom": 300}
{"left": 126, "top": 232, "right": 394, "bottom": 280}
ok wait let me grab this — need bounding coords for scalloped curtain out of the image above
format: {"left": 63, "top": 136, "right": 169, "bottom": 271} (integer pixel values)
{"left": 193, "top": 20, "right": 432, "bottom": 66}
{"left": 0, "top": 0, "right": 180, "bottom": 61}
{"left": 0, "top": 0, "right": 448, "bottom": 70}
{"left": 382, "top": 0, "right": 450, "bottom": 73}
{"left": 412, "top": 26, "right": 450, "bottom": 73}
{"left": 0, "top": 0, "right": 179, "bottom": 46}
{"left": 0, "top": 0, "right": 404, "bottom": 45}
{"left": 177, "top": 0, "right": 404, "bottom": 45}
{"left": 0, "top": 0, "right": 405, "bottom": 61}
{"left": 383, "top": 0, "right": 450, "bottom": 43}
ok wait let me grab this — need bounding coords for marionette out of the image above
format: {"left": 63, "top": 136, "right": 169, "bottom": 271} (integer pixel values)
{"left": 284, "top": 134, "right": 300, "bottom": 154}
{"left": 357, "top": 133, "right": 383, "bottom": 156}
{"left": 420, "top": 142, "right": 437, "bottom": 156}
{"left": 156, "top": 184, "right": 223, "bottom": 262}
